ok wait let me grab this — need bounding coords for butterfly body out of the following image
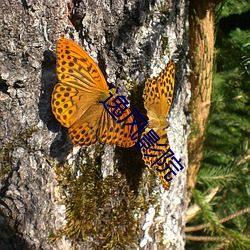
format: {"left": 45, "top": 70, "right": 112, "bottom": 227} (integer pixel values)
{"left": 52, "top": 38, "right": 137, "bottom": 147}
{"left": 98, "top": 88, "right": 116, "bottom": 102}
{"left": 148, "top": 118, "right": 169, "bottom": 130}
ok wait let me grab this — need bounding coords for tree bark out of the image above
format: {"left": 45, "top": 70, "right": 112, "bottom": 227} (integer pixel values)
{"left": 0, "top": 0, "right": 189, "bottom": 249}
{"left": 187, "top": 0, "right": 220, "bottom": 204}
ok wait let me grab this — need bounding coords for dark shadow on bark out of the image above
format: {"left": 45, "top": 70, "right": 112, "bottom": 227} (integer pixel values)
{"left": 49, "top": 129, "right": 73, "bottom": 161}
{"left": 39, "top": 50, "right": 57, "bottom": 131}
{"left": 116, "top": 146, "right": 145, "bottom": 191}
{"left": 116, "top": 82, "right": 147, "bottom": 191}
{"left": 0, "top": 77, "right": 8, "bottom": 94}
{"left": 0, "top": 210, "right": 32, "bottom": 250}
{"left": 39, "top": 50, "right": 73, "bottom": 161}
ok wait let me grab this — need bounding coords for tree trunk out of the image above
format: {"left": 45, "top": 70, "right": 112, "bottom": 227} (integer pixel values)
{"left": 187, "top": 0, "right": 220, "bottom": 204}
{"left": 0, "top": 0, "right": 189, "bottom": 249}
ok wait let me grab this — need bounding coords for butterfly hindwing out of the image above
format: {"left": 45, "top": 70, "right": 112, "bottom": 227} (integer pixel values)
{"left": 69, "top": 121, "right": 98, "bottom": 146}
{"left": 98, "top": 97, "right": 138, "bottom": 147}
{"left": 142, "top": 129, "right": 172, "bottom": 190}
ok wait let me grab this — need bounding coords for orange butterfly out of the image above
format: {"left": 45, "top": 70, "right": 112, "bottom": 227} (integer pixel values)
{"left": 52, "top": 38, "right": 137, "bottom": 147}
{"left": 140, "top": 60, "right": 175, "bottom": 189}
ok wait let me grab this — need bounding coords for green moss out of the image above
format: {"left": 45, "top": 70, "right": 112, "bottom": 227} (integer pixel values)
{"left": 50, "top": 147, "right": 158, "bottom": 248}
{"left": 25, "top": 126, "right": 38, "bottom": 138}
{"left": 161, "top": 35, "right": 169, "bottom": 57}
{"left": 159, "top": 1, "right": 170, "bottom": 17}
{"left": 190, "top": 119, "right": 202, "bottom": 140}
{"left": 0, "top": 126, "right": 38, "bottom": 179}
{"left": 0, "top": 144, "right": 13, "bottom": 178}
{"left": 119, "top": 72, "right": 139, "bottom": 92}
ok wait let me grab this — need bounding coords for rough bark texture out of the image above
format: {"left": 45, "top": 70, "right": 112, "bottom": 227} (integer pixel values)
{"left": 187, "top": 0, "right": 219, "bottom": 204}
{"left": 0, "top": 0, "right": 189, "bottom": 249}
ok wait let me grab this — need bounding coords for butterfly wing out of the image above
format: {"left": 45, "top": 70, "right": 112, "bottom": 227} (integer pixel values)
{"left": 98, "top": 97, "right": 138, "bottom": 147}
{"left": 67, "top": 98, "right": 104, "bottom": 145}
{"left": 67, "top": 95, "right": 138, "bottom": 147}
{"left": 143, "top": 60, "right": 175, "bottom": 121}
{"left": 141, "top": 128, "right": 172, "bottom": 190}
{"left": 52, "top": 83, "right": 103, "bottom": 128}
{"left": 56, "top": 38, "right": 108, "bottom": 91}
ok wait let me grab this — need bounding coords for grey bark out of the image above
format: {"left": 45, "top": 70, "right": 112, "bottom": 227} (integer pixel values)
{"left": 0, "top": 0, "right": 189, "bottom": 249}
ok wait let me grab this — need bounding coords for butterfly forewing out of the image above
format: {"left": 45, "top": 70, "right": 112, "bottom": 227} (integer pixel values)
{"left": 52, "top": 82, "right": 104, "bottom": 128}
{"left": 143, "top": 60, "right": 175, "bottom": 120}
{"left": 52, "top": 83, "right": 79, "bottom": 128}
{"left": 56, "top": 38, "right": 108, "bottom": 91}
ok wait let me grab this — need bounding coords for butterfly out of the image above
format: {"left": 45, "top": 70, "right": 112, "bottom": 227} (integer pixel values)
{"left": 51, "top": 38, "right": 137, "bottom": 147}
{"left": 140, "top": 60, "right": 175, "bottom": 189}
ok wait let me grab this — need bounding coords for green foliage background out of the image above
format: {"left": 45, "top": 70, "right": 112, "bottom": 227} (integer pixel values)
{"left": 187, "top": 1, "right": 250, "bottom": 249}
